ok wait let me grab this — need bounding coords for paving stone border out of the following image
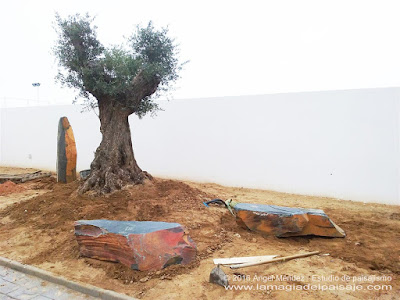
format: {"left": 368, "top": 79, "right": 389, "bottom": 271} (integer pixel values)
{"left": 0, "top": 256, "right": 136, "bottom": 300}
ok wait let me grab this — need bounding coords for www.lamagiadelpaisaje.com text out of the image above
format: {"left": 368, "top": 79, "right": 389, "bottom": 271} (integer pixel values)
{"left": 224, "top": 274, "right": 393, "bottom": 292}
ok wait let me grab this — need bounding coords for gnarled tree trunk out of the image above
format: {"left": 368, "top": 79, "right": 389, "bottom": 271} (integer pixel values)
{"left": 79, "top": 100, "right": 151, "bottom": 194}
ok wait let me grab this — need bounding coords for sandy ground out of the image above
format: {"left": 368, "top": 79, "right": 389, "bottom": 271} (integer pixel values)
{"left": 0, "top": 167, "right": 399, "bottom": 300}
{"left": 0, "top": 167, "right": 40, "bottom": 175}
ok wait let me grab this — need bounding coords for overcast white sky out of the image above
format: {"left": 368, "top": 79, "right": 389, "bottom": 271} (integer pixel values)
{"left": 0, "top": 0, "right": 399, "bottom": 105}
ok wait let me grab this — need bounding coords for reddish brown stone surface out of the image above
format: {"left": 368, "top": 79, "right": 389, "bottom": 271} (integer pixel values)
{"left": 75, "top": 220, "right": 197, "bottom": 271}
{"left": 234, "top": 203, "right": 345, "bottom": 238}
{"left": 57, "top": 116, "right": 77, "bottom": 183}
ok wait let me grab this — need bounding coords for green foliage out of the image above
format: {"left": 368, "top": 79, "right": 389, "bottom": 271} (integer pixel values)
{"left": 54, "top": 13, "right": 183, "bottom": 116}
{"left": 131, "top": 23, "right": 180, "bottom": 86}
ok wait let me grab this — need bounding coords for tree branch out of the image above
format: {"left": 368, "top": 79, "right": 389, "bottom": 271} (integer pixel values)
{"left": 127, "top": 69, "right": 161, "bottom": 112}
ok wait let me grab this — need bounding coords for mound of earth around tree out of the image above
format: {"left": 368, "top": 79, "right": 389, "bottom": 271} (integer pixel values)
{"left": 0, "top": 168, "right": 399, "bottom": 299}
{"left": 0, "top": 177, "right": 233, "bottom": 280}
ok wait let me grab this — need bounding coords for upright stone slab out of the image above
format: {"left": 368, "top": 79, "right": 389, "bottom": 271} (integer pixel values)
{"left": 75, "top": 220, "right": 197, "bottom": 271}
{"left": 57, "top": 117, "right": 77, "bottom": 183}
{"left": 234, "top": 203, "right": 345, "bottom": 238}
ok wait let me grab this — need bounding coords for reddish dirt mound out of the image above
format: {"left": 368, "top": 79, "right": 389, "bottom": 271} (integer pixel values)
{"left": 0, "top": 180, "right": 26, "bottom": 195}
{"left": 0, "top": 178, "right": 235, "bottom": 282}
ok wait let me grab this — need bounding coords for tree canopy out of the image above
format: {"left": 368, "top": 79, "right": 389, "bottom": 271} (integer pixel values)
{"left": 54, "top": 13, "right": 183, "bottom": 117}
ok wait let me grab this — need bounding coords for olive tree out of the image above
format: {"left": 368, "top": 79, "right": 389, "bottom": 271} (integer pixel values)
{"left": 54, "top": 13, "right": 183, "bottom": 194}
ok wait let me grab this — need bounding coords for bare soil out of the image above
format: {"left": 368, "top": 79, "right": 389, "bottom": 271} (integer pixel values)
{"left": 0, "top": 167, "right": 399, "bottom": 299}
{"left": 0, "top": 181, "right": 26, "bottom": 196}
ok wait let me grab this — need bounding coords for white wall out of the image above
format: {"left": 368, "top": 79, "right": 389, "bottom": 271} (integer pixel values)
{"left": 0, "top": 88, "right": 399, "bottom": 205}
{"left": 0, "top": 104, "right": 101, "bottom": 171}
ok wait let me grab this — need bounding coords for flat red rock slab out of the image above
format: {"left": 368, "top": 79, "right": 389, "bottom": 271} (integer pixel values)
{"left": 75, "top": 220, "right": 197, "bottom": 271}
{"left": 234, "top": 203, "right": 345, "bottom": 238}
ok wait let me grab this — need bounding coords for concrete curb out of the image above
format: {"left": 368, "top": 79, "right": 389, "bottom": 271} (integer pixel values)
{"left": 0, "top": 256, "right": 137, "bottom": 300}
